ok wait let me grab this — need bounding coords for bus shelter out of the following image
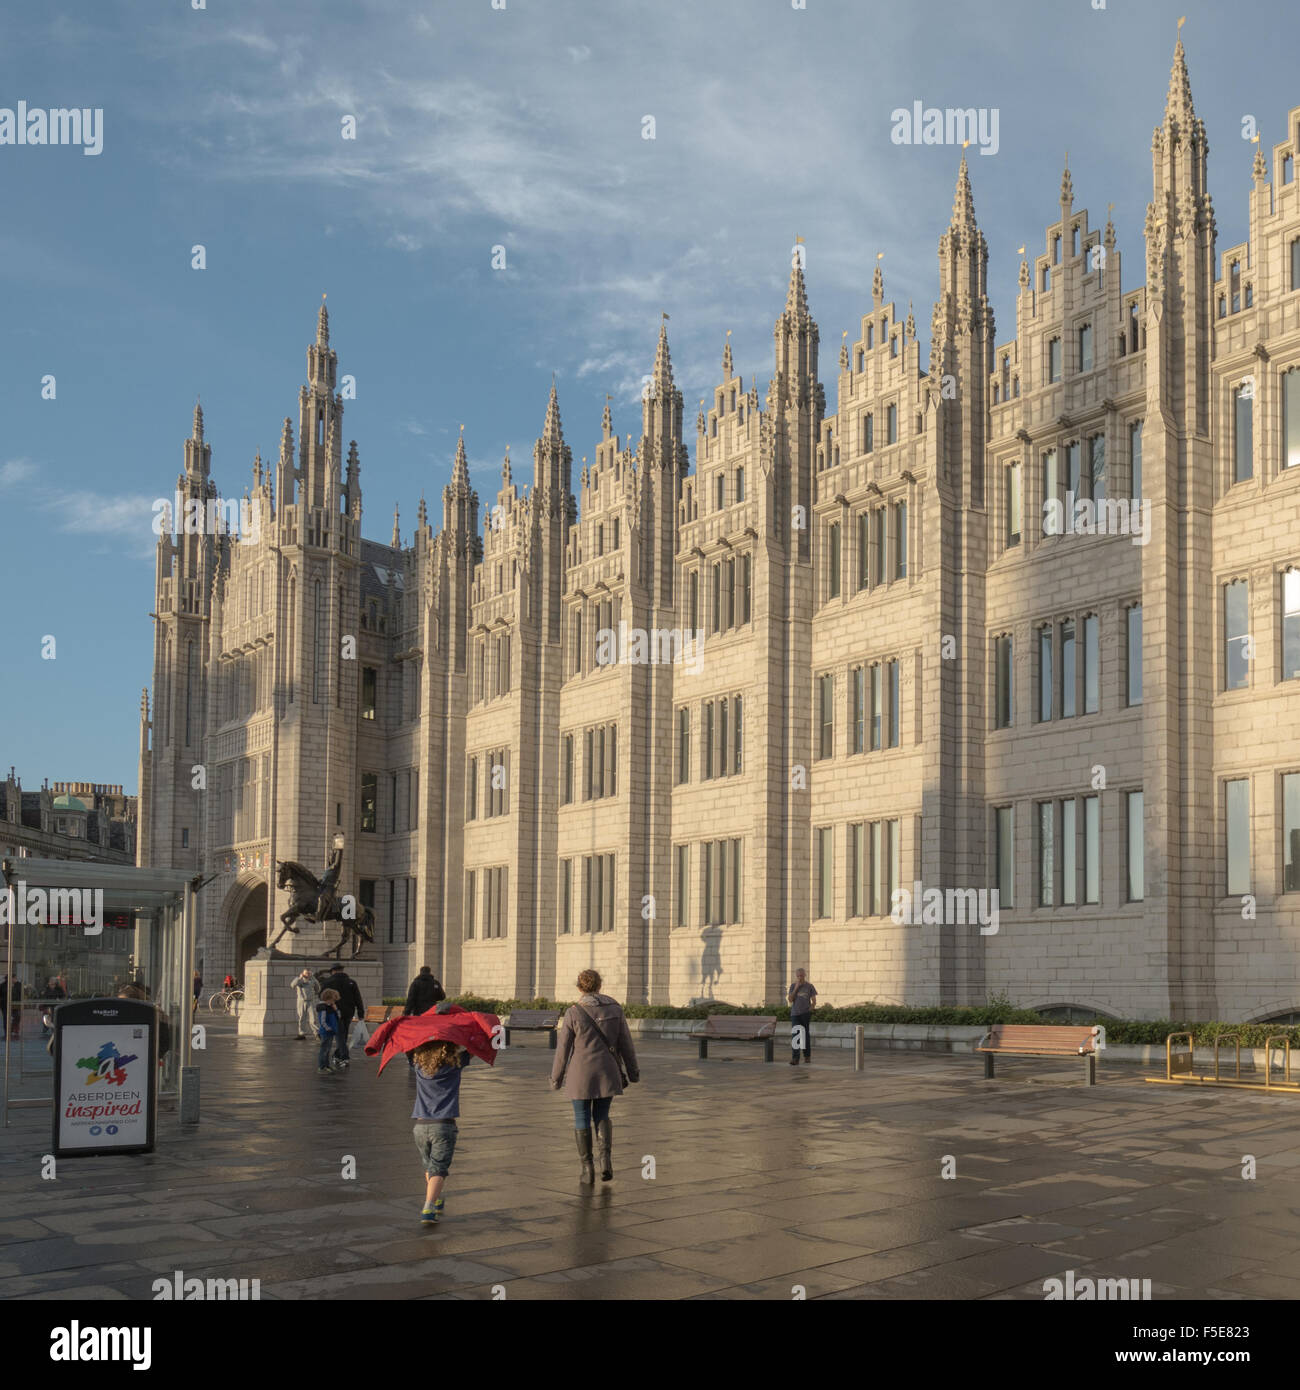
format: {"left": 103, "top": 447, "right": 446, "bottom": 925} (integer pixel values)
{"left": 1, "top": 857, "right": 198, "bottom": 1129}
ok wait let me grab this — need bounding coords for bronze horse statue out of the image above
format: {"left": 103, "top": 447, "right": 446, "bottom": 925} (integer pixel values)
{"left": 269, "top": 849, "right": 375, "bottom": 960}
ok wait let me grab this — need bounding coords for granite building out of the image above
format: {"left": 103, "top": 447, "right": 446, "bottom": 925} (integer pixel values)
{"left": 138, "top": 43, "right": 1300, "bottom": 1020}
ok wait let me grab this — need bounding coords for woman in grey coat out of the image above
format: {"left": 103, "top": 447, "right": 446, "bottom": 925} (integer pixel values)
{"left": 550, "top": 969, "right": 639, "bottom": 1184}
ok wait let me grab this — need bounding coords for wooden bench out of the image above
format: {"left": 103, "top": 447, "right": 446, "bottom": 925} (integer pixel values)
{"left": 504, "top": 1009, "right": 562, "bottom": 1048}
{"left": 364, "top": 1005, "right": 400, "bottom": 1025}
{"left": 692, "top": 1015, "right": 777, "bottom": 1063}
{"left": 977, "top": 1024, "right": 1102, "bottom": 1085}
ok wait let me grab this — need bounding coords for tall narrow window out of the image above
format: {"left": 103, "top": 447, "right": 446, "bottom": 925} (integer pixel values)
{"left": 464, "top": 870, "right": 476, "bottom": 940}
{"left": 827, "top": 522, "right": 841, "bottom": 599}
{"left": 1065, "top": 441, "right": 1081, "bottom": 498}
{"left": 894, "top": 502, "right": 907, "bottom": 578}
{"left": 995, "top": 635, "right": 1013, "bottom": 729}
{"left": 1043, "top": 448, "right": 1059, "bottom": 534}
{"left": 862, "top": 413, "right": 874, "bottom": 453}
{"left": 1083, "top": 613, "right": 1099, "bottom": 715}
{"left": 1284, "top": 370, "right": 1300, "bottom": 470}
{"left": 1225, "top": 580, "right": 1250, "bottom": 690}
{"left": 719, "top": 699, "right": 729, "bottom": 777}
{"left": 1060, "top": 620, "right": 1076, "bottom": 718}
{"left": 468, "top": 756, "right": 479, "bottom": 819}
{"left": 1048, "top": 338, "right": 1062, "bottom": 383}
{"left": 857, "top": 513, "right": 869, "bottom": 589}
{"left": 1089, "top": 434, "right": 1106, "bottom": 503}
{"left": 818, "top": 674, "right": 834, "bottom": 759}
{"left": 849, "top": 822, "right": 865, "bottom": 916}
{"left": 996, "top": 806, "right": 1014, "bottom": 908}
{"left": 1007, "top": 463, "right": 1022, "bottom": 546}
{"left": 1226, "top": 779, "right": 1251, "bottom": 895}
{"left": 361, "top": 772, "right": 377, "bottom": 832}
{"left": 1127, "top": 791, "right": 1144, "bottom": 902}
{"left": 815, "top": 827, "right": 832, "bottom": 919}
{"left": 711, "top": 564, "right": 720, "bottom": 634}
{"left": 851, "top": 666, "right": 865, "bottom": 754}
{"left": 886, "top": 403, "right": 898, "bottom": 444}
{"left": 1230, "top": 260, "right": 1241, "bottom": 314}
{"left": 688, "top": 572, "right": 699, "bottom": 634}
{"left": 1127, "top": 604, "right": 1143, "bottom": 706}
{"left": 1284, "top": 570, "right": 1300, "bottom": 681}
{"left": 674, "top": 844, "right": 689, "bottom": 927}
{"left": 1038, "top": 626, "right": 1054, "bottom": 723}
{"left": 870, "top": 663, "right": 883, "bottom": 750}
{"left": 1062, "top": 798, "right": 1077, "bottom": 906}
{"left": 887, "top": 660, "right": 900, "bottom": 748}
{"left": 1078, "top": 322, "right": 1093, "bottom": 373}
{"left": 184, "top": 640, "right": 196, "bottom": 746}
{"left": 677, "top": 709, "right": 690, "bottom": 784}
{"left": 1283, "top": 773, "right": 1300, "bottom": 892}
{"left": 733, "top": 695, "right": 743, "bottom": 774}
{"left": 1038, "top": 801, "right": 1054, "bottom": 906}
{"left": 1129, "top": 420, "right": 1143, "bottom": 499}
{"left": 1083, "top": 795, "right": 1100, "bottom": 904}
{"left": 1234, "top": 385, "right": 1253, "bottom": 482}
{"left": 361, "top": 666, "right": 377, "bottom": 721}
{"left": 870, "top": 820, "right": 885, "bottom": 915}
{"left": 704, "top": 702, "right": 714, "bottom": 779}
{"left": 735, "top": 466, "right": 745, "bottom": 502}
{"left": 740, "top": 554, "right": 752, "bottom": 624}
{"left": 888, "top": 819, "right": 900, "bottom": 908}
{"left": 561, "top": 859, "right": 572, "bottom": 934}
{"left": 872, "top": 509, "right": 886, "bottom": 586}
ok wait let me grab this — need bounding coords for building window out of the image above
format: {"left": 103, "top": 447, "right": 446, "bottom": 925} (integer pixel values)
{"left": 560, "top": 859, "right": 572, "bottom": 935}
{"left": 1226, "top": 779, "right": 1251, "bottom": 895}
{"left": 818, "top": 674, "right": 834, "bottom": 759}
{"left": 1283, "top": 773, "right": 1300, "bottom": 892}
{"left": 677, "top": 709, "right": 690, "bottom": 784}
{"left": 740, "top": 553, "right": 751, "bottom": 624}
{"left": 464, "top": 871, "right": 476, "bottom": 940}
{"left": 815, "top": 827, "right": 833, "bottom": 919}
{"left": 866, "top": 324, "right": 874, "bottom": 349}
{"left": 1078, "top": 322, "right": 1093, "bottom": 373}
{"left": 849, "top": 822, "right": 865, "bottom": 916}
{"left": 735, "top": 466, "right": 745, "bottom": 503}
{"left": 872, "top": 508, "right": 886, "bottom": 586}
{"left": 995, "top": 806, "right": 1014, "bottom": 908}
{"left": 894, "top": 502, "right": 907, "bottom": 578}
{"left": 1006, "top": 463, "right": 1022, "bottom": 546}
{"left": 688, "top": 572, "right": 699, "bottom": 634}
{"left": 1225, "top": 579, "right": 1251, "bottom": 690}
{"left": 1083, "top": 613, "right": 1099, "bottom": 715}
{"left": 1234, "top": 384, "right": 1254, "bottom": 482}
{"left": 582, "top": 854, "right": 614, "bottom": 933}
{"left": 714, "top": 473, "right": 725, "bottom": 510}
{"left": 827, "top": 522, "right": 841, "bottom": 599}
{"left": 1038, "top": 626, "right": 1053, "bottom": 723}
{"left": 704, "top": 702, "right": 714, "bottom": 778}
{"left": 360, "top": 772, "right": 377, "bottom": 832}
{"left": 857, "top": 513, "right": 869, "bottom": 589}
{"left": 1089, "top": 434, "right": 1106, "bottom": 502}
{"left": 674, "top": 844, "right": 689, "bottom": 927}
{"left": 890, "top": 333, "right": 899, "bottom": 358}
{"left": 1037, "top": 802, "right": 1054, "bottom": 907}
{"left": 1065, "top": 440, "right": 1081, "bottom": 499}
{"left": 710, "top": 564, "right": 721, "bottom": 634}
{"left": 1127, "top": 604, "right": 1143, "bottom": 706}
{"left": 1127, "top": 791, "right": 1144, "bottom": 902}
{"left": 851, "top": 666, "right": 865, "bottom": 754}
{"left": 870, "top": 663, "right": 883, "bottom": 750}
{"left": 181, "top": 827, "right": 189, "bottom": 850}
{"left": 1062, "top": 799, "right": 1077, "bottom": 906}
{"left": 361, "top": 667, "right": 377, "bottom": 721}
{"left": 994, "top": 635, "right": 1013, "bottom": 729}
{"left": 1129, "top": 420, "right": 1143, "bottom": 499}
{"left": 862, "top": 413, "right": 874, "bottom": 454}
{"left": 1060, "top": 619, "right": 1076, "bottom": 719}
{"left": 562, "top": 736, "right": 573, "bottom": 805}
{"left": 1230, "top": 260, "right": 1241, "bottom": 314}
{"left": 1042, "top": 448, "right": 1059, "bottom": 535}
{"left": 467, "top": 756, "right": 478, "bottom": 819}
{"left": 887, "top": 660, "right": 900, "bottom": 748}
{"left": 1048, "top": 338, "right": 1062, "bottom": 383}
{"left": 1083, "top": 795, "right": 1100, "bottom": 904}
{"left": 733, "top": 695, "right": 743, "bottom": 774}
{"left": 886, "top": 403, "right": 898, "bottom": 444}
{"left": 1284, "top": 569, "right": 1300, "bottom": 681}
{"left": 1284, "top": 370, "right": 1300, "bottom": 470}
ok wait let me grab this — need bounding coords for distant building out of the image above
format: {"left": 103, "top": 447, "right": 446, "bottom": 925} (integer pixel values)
{"left": 139, "top": 43, "right": 1300, "bottom": 1020}
{"left": 0, "top": 771, "right": 136, "bottom": 864}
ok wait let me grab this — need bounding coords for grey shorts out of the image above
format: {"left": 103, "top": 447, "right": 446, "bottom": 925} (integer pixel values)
{"left": 413, "top": 1120, "right": 458, "bottom": 1177}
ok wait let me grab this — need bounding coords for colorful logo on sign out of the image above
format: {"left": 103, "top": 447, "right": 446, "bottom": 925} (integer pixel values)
{"left": 75, "top": 1041, "right": 138, "bottom": 1086}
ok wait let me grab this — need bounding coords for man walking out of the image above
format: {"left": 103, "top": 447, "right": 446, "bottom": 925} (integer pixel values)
{"left": 318, "top": 966, "right": 364, "bottom": 1067}
{"left": 787, "top": 967, "right": 817, "bottom": 1065}
{"left": 402, "top": 966, "right": 445, "bottom": 1017}
{"left": 291, "top": 968, "right": 319, "bottom": 1040}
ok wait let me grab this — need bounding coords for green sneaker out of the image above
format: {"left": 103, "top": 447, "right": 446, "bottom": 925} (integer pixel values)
{"left": 420, "top": 1205, "right": 439, "bottom": 1224}
{"left": 434, "top": 1197, "right": 445, "bottom": 1216}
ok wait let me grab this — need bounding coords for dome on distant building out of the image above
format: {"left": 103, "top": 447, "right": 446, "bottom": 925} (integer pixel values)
{"left": 52, "top": 794, "right": 87, "bottom": 812}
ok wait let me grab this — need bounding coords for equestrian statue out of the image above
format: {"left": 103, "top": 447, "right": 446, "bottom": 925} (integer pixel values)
{"left": 269, "top": 839, "right": 375, "bottom": 959}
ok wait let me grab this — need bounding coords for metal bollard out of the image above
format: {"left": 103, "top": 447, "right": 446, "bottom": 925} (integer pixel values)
{"left": 853, "top": 1025, "right": 865, "bottom": 1072}
{"left": 180, "top": 1065, "right": 201, "bottom": 1125}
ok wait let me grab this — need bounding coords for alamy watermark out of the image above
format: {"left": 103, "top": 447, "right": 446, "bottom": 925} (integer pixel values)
{"left": 891, "top": 882, "right": 1000, "bottom": 935}
{"left": 0, "top": 103, "right": 103, "bottom": 156}
{"left": 595, "top": 623, "right": 705, "bottom": 676}
{"left": 1, "top": 883, "right": 102, "bottom": 933}
{"left": 890, "top": 103, "right": 999, "bottom": 156}
{"left": 1044, "top": 492, "right": 1150, "bottom": 545}
{"left": 151, "top": 493, "right": 261, "bottom": 544}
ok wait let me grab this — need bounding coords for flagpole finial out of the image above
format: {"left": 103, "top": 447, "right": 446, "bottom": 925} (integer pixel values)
{"left": 1177, "top": 14, "right": 1185, "bottom": 30}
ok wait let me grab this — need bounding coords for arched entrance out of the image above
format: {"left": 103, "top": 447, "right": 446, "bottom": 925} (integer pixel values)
{"left": 234, "top": 883, "right": 267, "bottom": 976}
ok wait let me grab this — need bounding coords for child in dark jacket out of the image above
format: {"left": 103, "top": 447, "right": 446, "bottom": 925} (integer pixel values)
{"left": 411, "top": 1039, "right": 471, "bottom": 1223}
{"left": 316, "top": 990, "right": 342, "bottom": 1073}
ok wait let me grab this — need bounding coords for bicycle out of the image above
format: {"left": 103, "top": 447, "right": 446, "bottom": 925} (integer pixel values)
{"left": 207, "top": 987, "right": 244, "bottom": 1015}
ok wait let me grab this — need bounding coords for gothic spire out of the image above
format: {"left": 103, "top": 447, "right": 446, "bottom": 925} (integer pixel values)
{"left": 951, "top": 155, "right": 977, "bottom": 232}
{"left": 392, "top": 503, "right": 400, "bottom": 548}
{"left": 502, "top": 449, "right": 512, "bottom": 488}
{"left": 601, "top": 394, "right": 612, "bottom": 439}
{"left": 872, "top": 258, "right": 884, "bottom": 309}
{"left": 417, "top": 494, "right": 427, "bottom": 529}
{"left": 652, "top": 322, "right": 674, "bottom": 390}
{"left": 1166, "top": 36, "right": 1195, "bottom": 132}
{"left": 786, "top": 256, "right": 808, "bottom": 321}
{"left": 317, "top": 295, "right": 330, "bottom": 347}
{"left": 452, "top": 431, "right": 470, "bottom": 491}
{"left": 279, "top": 416, "right": 293, "bottom": 462}
{"left": 192, "top": 400, "right": 204, "bottom": 443}
{"left": 722, "top": 333, "right": 734, "bottom": 379}
{"left": 542, "top": 380, "right": 563, "bottom": 446}
{"left": 1060, "top": 155, "right": 1073, "bottom": 210}
{"left": 1253, "top": 139, "right": 1267, "bottom": 182}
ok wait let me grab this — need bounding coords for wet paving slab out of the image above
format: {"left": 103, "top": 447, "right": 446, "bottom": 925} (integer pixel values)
{"left": 2, "top": 1021, "right": 1299, "bottom": 1298}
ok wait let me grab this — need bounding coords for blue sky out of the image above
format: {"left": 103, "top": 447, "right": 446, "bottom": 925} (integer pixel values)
{"left": 2, "top": 0, "right": 1296, "bottom": 793}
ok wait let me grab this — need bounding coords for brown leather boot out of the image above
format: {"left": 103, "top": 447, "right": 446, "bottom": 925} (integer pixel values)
{"left": 574, "top": 1128, "right": 595, "bottom": 1184}
{"left": 595, "top": 1116, "right": 613, "bottom": 1181}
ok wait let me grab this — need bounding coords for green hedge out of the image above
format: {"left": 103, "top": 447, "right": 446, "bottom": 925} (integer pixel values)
{"left": 377, "top": 994, "right": 1300, "bottom": 1048}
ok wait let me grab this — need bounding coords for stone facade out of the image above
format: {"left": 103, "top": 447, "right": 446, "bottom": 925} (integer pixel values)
{"left": 139, "top": 44, "right": 1300, "bottom": 1020}
{"left": 1, "top": 771, "right": 136, "bottom": 864}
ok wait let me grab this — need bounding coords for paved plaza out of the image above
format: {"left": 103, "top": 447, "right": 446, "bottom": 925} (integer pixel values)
{"left": 3, "top": 1027, "right": 1300, "bottom": 1300}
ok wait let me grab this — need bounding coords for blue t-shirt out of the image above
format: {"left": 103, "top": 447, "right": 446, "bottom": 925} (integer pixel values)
{"left": 411, "top": 1053, "right": 470, "bottom": 1121}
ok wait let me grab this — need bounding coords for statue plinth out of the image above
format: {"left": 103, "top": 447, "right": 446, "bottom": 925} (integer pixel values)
{"left": 238, "top": 953, "right": 386, "bottom": 1040}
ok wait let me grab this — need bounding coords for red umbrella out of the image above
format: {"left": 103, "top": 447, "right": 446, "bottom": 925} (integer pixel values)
{"left": 365, "top": 1004, "right": 501, "bottom": 1074}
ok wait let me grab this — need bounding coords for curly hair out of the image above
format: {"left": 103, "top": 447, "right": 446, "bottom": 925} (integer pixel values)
{"left": 577, "top": 969, "right": 602, "bottom": 995}
{"left": 413, "top": 1040, "right": 463, "bottom": 1075}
